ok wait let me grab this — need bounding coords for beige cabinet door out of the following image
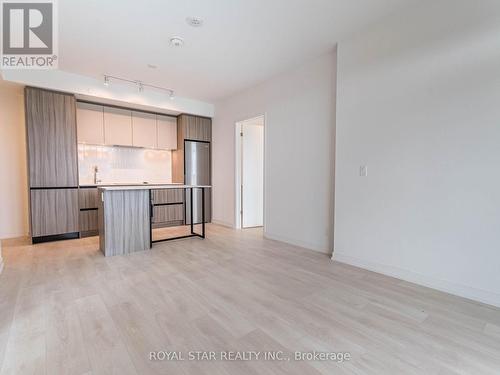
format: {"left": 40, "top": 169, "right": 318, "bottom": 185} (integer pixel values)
{"left": 76, "top": 102, "right": 104, "bottom": 145}
{"left": 157, "top": 115, "right": 177, "bottom": 150}
{"left": 132, "top": 111, "right": 157, "bottom": 148}
{"left": 104, "top": 107, "right": 132, "bottom": 146}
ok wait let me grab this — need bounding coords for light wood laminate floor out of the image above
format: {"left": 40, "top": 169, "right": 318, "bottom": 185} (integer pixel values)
{"left": 1, "top": 224, "right": 500, "bottom": 375}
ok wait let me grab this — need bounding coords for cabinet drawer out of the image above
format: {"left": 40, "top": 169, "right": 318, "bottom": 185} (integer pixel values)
{"left": 79, "top": 188, "right": 99, "bottom": 209}
{"left": 31, "top": 188, "right": 79, "bottom": 237}
{"left": 152, "top": 189, "right": 184, "bottom": 204}
{"left": 79, "top": 210, "right": 98, "bottom": 232}
{"left": 152, "top": 204, "right": 184, "bottom": 224}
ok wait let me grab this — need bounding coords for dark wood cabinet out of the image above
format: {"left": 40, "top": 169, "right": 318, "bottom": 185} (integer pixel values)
{"left": 26, "top": 87, "right": 79, "bottom": 242}
{"left": 79, "top": 210, "right": 98, "bottom": 236}
{"left": 25, "top": 87, "right": 78, "bottom": 188}
{"left": 78, "top": 188, "right": 99, "bottom": 237}
{"left": 79, "top": 188, "right": 99, "bottom": 209}
{"left": 151, "top": 188, "right": 183, "bottom": 204}
{"left": 30, "top": 189, "right": 79, "bottom": 237}
{"left": 152, "top": 205, "right": 184, "bottom": 227}
{"left": 151, "top": 188, "right": 184, "bottom": 228}
{"left": 180, "top": 114, "right": 211, "bottom": 142}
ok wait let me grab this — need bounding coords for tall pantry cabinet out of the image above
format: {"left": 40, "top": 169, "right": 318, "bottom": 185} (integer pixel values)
{"left": 25, "top": 87, "right": 79, "bottom": 242}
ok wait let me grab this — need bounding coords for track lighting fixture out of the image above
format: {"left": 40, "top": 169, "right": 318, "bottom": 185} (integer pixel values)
{"left": 102, "top": 75, "right": 174, "bottom": 99}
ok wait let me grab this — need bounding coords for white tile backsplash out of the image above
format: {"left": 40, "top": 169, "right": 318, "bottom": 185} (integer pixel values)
{"left": 78, "top": 144, "right": 172, "bottom": 185}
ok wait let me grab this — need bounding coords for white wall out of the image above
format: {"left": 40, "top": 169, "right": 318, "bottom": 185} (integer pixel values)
{"left": 0, "top": 80, "right": 29, "bottom": 239}
{"left": 213, "top": 50, "right": 336, "bottom": 253}
{"left": 335, "top": 0, "right": 500, "bottom": 306}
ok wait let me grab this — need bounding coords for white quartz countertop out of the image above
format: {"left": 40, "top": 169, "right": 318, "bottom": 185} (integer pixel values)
{"left": 98, "top": 184, "right": 211, "bottom": 191}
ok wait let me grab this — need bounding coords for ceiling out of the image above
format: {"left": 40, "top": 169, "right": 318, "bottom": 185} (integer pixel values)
{"left": 59, "top": 0, "right": 414, "bottom": 101}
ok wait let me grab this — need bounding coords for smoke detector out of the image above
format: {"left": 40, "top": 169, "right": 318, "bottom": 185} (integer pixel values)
{"left": 186, "top": 16, "right": 204, "bottom": 27}
{"left": 169, "top": 37, "right": 184, "bottom": 47}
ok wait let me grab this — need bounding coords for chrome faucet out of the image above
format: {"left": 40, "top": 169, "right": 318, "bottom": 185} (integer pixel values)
{"left": 93, "top": 165, "right": 102, "bottom": 185}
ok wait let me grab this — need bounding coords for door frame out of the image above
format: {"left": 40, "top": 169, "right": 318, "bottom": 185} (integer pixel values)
{"left": 235, "top": 114, "right": 266, "bottom": 229}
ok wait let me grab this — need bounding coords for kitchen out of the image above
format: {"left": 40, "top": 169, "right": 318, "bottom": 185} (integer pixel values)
{"left": 26, "top": 87, "right": 212, "bottom": 255}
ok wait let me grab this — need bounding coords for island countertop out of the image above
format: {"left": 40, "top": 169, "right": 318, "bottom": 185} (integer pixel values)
{"left": 97, "top": 184, "right": 211, "bottom": 191}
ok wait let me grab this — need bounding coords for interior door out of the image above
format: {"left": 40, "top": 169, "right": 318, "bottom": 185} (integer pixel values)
{"left": 242, "top": 122, "right": 264, "bottom": 228}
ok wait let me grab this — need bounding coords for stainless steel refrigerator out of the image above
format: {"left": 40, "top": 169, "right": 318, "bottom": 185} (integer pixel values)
{"left": 184, "top": 140, "right": 211, "bottom": 224}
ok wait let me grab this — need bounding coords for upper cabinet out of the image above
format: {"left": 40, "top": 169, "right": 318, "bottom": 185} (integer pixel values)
{"left": 180, "top": 114, "right": 211, "bottom": 142}
{"left": 103, "top": 107, "right": 132, "bottom": 146}
{"left": 25, "top": 87, "right": 78, "bottom": 187}
{"left": 132, "top": 111, "right": 157, "bottom": 148}
{"left": 76, "top": 102, "right": 104, "bottom": 145}
{"left": 157, "top": 115, "right": 177, "bottom": 150}
{"left": 75, "top": 102, "right": 180, "bottom": 150}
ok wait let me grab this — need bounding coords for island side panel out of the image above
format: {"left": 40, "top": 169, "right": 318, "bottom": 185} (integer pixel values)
{"left": 97, "top": 190, "right": 106, "bottom": 254}
{"left": 102, "top": 189, "right": 151, "bottom": 256}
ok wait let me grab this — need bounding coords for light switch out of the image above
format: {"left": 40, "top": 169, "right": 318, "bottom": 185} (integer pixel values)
{"left": 359, "top": 165, "right": 368, "bottom": 177}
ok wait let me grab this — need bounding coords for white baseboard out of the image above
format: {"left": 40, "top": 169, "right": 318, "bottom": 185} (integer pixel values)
{"left": 211, "top": 219, "right": 235, "bottom": 228}
{"left": 334, "top": 253, "right": 500, "bottom": 308}
{"left": 264, "top": 231, "right": 331, "bottom": 255}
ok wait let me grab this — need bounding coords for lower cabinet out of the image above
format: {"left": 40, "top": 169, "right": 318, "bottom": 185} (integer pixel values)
{"left": 151, "top": 189, "right": 183, "bottom": 204}
{"left": 151, "top": 188, "right": 184, "bottom": 228}
{"left": 79, "top": 210, "right": 98, "bottom": 237}
{"left": 30, "top": 188, "right": 79, "bottom": 238}
{"left": 79, "top": 188, "right": 99, "bottom": 209}
{"left": 152, "top": 204, "right": 184, "bottom": 228}
{"left": 79, "top": 188, "right": 99, "bottom": 237}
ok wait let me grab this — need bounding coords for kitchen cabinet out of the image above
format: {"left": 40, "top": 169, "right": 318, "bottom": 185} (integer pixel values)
{"left": 132, "top": 111, "right": 157, "bottom": 148}
{"left": 30, "top": 189, "right": 79, "bottom": 237}
{"left": 104, "top": 107, "right": 132, "bottom": 146}
{"left": 152, "top": 205, "right": 184, "bottom": 228}
{"left": 25, "top": 87, "right": 78, "bottom": 187}
{"left": 79, "top": 188, "right": 99, "bottom": 209}
{"left": 26, "top": 87, "right": 80, "bottom": 243}
{"left": 151, "top": 188, "right": 184, "bottom": 228}
{"left": 79, "top": 210, "right": 98, "bottom": 235}
{"left": 76, "top": 102, "right": 178, "bottom": 150}
{"left": 152, "top": 188, "right": 183, "bottom": 204}
{"left": 157, "top": 115, "right": 177, "bottom": 150}
{"left": 180, "top": 114, "right": 211, "bottom": 142}
{"left": 78, "top": 187, "right": 99, "bottom": 237}
{"left": 76, "top": 102, "right": 104, "bottom": 145}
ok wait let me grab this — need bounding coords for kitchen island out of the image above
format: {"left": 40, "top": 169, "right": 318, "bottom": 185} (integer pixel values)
{"left": 97, "top": 184, "right": 210, "bottom": 256}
